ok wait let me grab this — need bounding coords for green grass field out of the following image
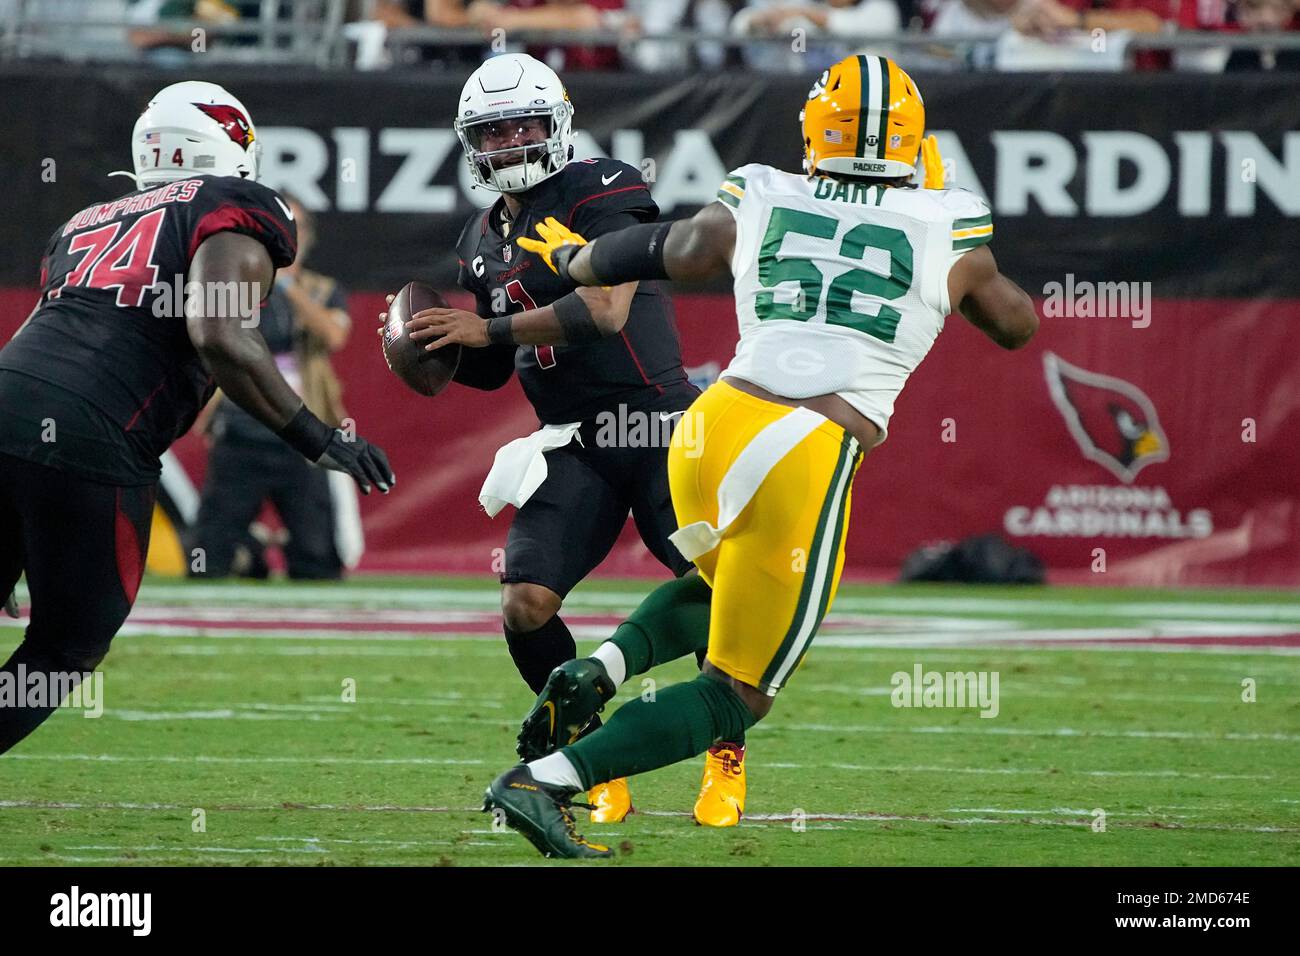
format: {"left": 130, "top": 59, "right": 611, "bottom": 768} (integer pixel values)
{"left": 2, "top": 575, "right": 1298, "bottom": 866}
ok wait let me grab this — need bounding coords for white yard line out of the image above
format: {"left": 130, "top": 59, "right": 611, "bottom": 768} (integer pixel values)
{"left": 9, "top": 754, "right": 1285, "bottom": 783}
{"left": 801, "top": 683, "right": 1238, "bottom": 705}
{"left": 774, "top": 722, "right": 1300, "bottom": 742}
{"left": 6, "top": 753, "right": 486, "bottom": 765}
{"left": 119, "top": 644, "right": 493, "bottom": 657}
{"left": 627, "top": 809, "right": 1300, "bottom": 833}
{"left": 2, "top": 801, "right": 1293, "bottom": 835}
{"left": 764, "top": 762, "right": 1276, "bottom": 781}
{"left": 14, "top": 581, "right": 1298, "bottom": 623}
{"left": 80, "top": 708, "right": 512, "bottom": 725}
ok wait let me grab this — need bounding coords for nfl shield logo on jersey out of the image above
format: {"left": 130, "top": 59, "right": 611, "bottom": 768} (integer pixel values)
{"left": 502, "top": 244, "right": 512, "bottom": 263}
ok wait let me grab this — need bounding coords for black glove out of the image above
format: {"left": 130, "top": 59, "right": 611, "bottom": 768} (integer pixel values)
{"left": 318, "top": 431, "right": 395, "bottom": 495}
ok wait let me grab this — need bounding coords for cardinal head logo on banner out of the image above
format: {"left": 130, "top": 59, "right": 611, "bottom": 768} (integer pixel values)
{"left": 1043, "top": 352, "right": 1169, "bottom": 484}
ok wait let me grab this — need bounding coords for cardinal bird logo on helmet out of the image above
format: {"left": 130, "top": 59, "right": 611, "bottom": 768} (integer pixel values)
{"left": 1044, "top": 352, "right": 1169, "bottom": 484}
{"left": 193, "top": 102, "right": 255, "bottom": 149}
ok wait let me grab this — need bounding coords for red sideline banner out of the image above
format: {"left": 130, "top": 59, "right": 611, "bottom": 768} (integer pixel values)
{"left": 5, "top": 289, "right": 1288, "bottom": 587}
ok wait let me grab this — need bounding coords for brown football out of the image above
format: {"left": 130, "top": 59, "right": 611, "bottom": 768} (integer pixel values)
{"left": 381, "top": 282, "right": 461, "bottom": 397}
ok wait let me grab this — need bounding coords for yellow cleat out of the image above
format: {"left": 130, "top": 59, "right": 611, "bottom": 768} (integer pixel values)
{"left": 588, "top": 777, "right": 633, "bottom": 823}
{"left": 693, "top": 743, "right": 746, "bottom": 827}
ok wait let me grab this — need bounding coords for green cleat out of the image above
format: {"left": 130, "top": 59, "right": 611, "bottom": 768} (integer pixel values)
{"left": 482, "top": 765, "right": 613, "bottom": 860}
{"left": 516, "top": 658, "right": 616, "bottom": 761}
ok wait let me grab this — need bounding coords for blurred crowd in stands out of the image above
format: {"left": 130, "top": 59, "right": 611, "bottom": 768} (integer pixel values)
{"left": 4, "top": 0, "right": 1298, "bottom": 71}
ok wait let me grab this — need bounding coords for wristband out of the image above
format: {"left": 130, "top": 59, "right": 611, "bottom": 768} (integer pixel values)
{"left": 276, "top": 403, "right": 333, "bottom": 462}
{"left": 553, "top": 244, "right": 580, "bottom": 285}
{"left": 486, "top": 314, "right": 516, "bottom": 346}
{"left": 552, "top": 291, "right": 602, "bottom": 344}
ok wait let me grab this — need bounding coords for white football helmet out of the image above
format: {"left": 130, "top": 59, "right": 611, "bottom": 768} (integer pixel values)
{"left": 112, "top": 81, "right": 260, "bottom": 188}
{"left": 454, "top": 54, "right": 574, "bottom": 194}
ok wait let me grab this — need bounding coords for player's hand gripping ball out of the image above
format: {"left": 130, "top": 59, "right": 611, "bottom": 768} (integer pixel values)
{"left": 379, "top": 282, "right": 461, "bottom": 397}
{"left": 405, "top": 302, "right": 492, "bottom": 351}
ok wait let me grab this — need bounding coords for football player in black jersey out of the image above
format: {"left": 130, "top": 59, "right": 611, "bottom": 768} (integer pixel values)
{"left": 0, "top": 82, "right": 393, "bottom": 755}
{"left": 395, "top": 54, "right": 748, "bottom": 826}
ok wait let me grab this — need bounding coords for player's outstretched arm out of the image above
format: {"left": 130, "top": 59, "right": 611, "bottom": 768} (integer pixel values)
{"left": 947, "top": 245, "right": 1039, "bottom": 350}
{"left": 522, "top": 203, "right": 736, "bottom": 287}
{"left": 416, "top": 203, "right": 738, "bottom": 353}
{"left": 654, "top": 201, "right": 737, "bottom": 283}
{"left": 187, "top": 232, "right": 393, "bottom": 494}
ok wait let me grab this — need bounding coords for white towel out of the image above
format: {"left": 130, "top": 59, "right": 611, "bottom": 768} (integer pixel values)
{"left": 478, "top": 422, "right": 583, "bottom": 518}
{"left": 669, "top": 406, "right": 826, "bottom": 561}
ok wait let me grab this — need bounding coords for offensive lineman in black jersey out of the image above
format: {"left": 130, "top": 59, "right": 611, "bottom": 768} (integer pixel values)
{"left": 395, "top": 54, "right": 748, "bottom": 826}
{"left": 0, "top": 81, "right": 393, "bottom": 755}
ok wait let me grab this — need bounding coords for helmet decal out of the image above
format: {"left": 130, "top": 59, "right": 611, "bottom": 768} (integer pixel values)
{"left": 193, "top": 103, "right": 255, "bottom": 149}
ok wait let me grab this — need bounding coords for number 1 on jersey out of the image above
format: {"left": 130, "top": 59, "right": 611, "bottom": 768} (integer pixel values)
{"left": 505, "top": 278, "right": 557, "bottom": 369}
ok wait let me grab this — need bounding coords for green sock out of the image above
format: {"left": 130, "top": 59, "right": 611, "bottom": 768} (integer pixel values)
{"left": 608, "top": 574, "right": 712, "bottom": 676}
{"left": 563, "top": 673, "right": 756, "bottom": 790}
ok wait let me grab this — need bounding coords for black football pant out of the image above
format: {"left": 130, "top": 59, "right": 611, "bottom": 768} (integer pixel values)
{"left": 188, "top": 437, "right": 341, "bottom": 580}
{"left": 0, "top": 451, "right": 154, "bottom": 754}
{"left": 501, "top": 396, "right": 696, "bottom": 598}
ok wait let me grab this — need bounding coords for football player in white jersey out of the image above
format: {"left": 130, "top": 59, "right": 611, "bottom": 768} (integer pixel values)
{"left": 448, "top": 54, "right": 1037, "bottom": 857}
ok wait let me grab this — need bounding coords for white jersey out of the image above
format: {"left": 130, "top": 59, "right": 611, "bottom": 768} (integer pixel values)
{"left": 715, "top": 163, "right": 993, "bottom": 440}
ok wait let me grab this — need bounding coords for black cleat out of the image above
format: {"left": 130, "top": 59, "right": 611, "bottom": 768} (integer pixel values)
{"left": 482, "top": 765, "right": 613, "bottom": 860}
{"left": 517, "top": 658, "right": 616, "bottom": 761}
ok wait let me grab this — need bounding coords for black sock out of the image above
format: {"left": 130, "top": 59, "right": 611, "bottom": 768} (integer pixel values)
{"left": 503, "top": 613, "right": 577, "bottom": 694}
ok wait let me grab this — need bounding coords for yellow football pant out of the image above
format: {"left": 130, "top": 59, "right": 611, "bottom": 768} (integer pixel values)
{"left": 668, "top": 380, "right": 862, "bottom": 696}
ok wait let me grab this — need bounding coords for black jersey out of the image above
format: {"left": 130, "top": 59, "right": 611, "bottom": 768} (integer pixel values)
{"left": 0, "top": 175, "right": 297, "bottom": 485}
{"left": 453, "top": 157, "right": 695, "bottom": 424}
